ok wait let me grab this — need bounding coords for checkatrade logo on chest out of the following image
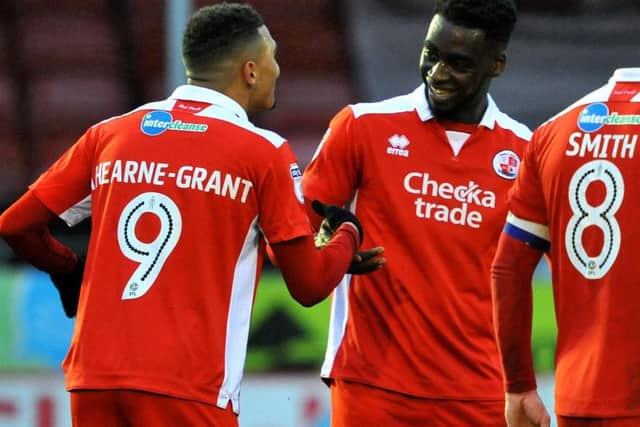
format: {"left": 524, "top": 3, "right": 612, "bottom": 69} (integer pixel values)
{"left": 141, "top": 110, "right": 209, "bottom": 136}
{"left": 404, "top": 172, "right": 496, "bottom": 229}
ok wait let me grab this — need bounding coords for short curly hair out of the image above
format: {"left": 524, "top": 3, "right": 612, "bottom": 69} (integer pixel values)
{"left": 433, "top": 0, "right": 517, "bottom": 44}
{"left": 182, "top": 2, "right": 265, "bottom": 74}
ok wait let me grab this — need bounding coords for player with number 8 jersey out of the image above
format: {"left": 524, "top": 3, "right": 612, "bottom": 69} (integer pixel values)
{"left": 492, "top": 68, "right": 640, "bottom": 426}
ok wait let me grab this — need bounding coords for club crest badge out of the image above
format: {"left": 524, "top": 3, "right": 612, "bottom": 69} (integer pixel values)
{"left": 492, "top": 150, "right": 520, "bottom": 180}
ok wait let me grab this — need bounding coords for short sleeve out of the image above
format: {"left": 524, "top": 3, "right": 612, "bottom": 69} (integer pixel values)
{"left": 29, "top": 128, "right": 95, "bottom": 219}
{"left": 302, "top": 106, "right": 361, "bottom": 207}
{"left": 257, "top": 142, "right": 313, "bottom": 244}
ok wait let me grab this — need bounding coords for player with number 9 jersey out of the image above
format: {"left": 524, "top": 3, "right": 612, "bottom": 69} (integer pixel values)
{"left": 494, "top": 68, "right": 640, "bottom": 423}
{"left": 28, "top": 84, "right": 320, "bottom": 411}
{"left": 0, "top": 4, "right": 366, "bottom": 425}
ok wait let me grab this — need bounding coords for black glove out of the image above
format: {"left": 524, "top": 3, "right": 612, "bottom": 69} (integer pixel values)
{"left": 311, "top": 200, "right": 363, "bottom": 244}
{"left": 49, "top": 257, "right": 84, "bottom": 318}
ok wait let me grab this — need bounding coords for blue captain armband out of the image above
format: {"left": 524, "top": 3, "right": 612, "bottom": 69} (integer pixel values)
{"left": 504, "top": 222, "right": 550, "bottom": 252}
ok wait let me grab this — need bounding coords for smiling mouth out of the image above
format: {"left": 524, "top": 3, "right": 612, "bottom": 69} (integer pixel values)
{"left": 429, "top": 85, "right": 456, "bottom": 101}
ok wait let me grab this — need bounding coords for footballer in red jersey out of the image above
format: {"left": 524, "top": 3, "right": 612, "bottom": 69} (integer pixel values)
{"left": 492, "top": 68, "right": 640, "bottom": 427}
{"left": 303, "top": 0, "right": 530, "bottom": 425}
{"left": 0, "top": 4, "right": 367, "bottom": 427}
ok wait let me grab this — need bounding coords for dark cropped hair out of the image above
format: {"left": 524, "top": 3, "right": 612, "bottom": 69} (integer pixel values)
{"left": 182, "top": 2, "right": 265, "bottom": 74}
{"left": 433, "top": 0, "right": 517, "bottom": 44}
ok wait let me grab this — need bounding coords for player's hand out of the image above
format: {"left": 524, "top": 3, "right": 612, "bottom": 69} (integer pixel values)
{"left": 313, "top": 217, "right": 334, "bottom": 248}
{"left": 348, "top": 247, "right": 385, "bottom": 274}
{"left": 311, "top": 200, "right": 363, "bottom": 244}
{"left": 49, "top": 257, "right": 84, "bottom": 318}
{"left": 505, "top": 391, "right": 550, "bottom": 427}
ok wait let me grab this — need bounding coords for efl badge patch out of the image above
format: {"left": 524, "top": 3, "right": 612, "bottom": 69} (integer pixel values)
{"left": 290, "top": 163, "right": 304, "bottom": 203}
{"left": 492, "top": 150, "right": 520, "bottom": 180}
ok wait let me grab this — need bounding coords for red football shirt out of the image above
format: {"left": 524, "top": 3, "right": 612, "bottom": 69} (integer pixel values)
{"left": 29, "top": 85, "right": 312, "bottom": 412}
{"left": 507, "top": 68, "right": 640, "bottom": 417}
{"left": 303, "top": 85, "right": 530, "bottom": 399}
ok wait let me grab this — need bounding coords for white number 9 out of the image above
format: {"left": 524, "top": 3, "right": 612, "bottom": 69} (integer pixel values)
{"left": 117, "top": 192, "right": 182, "bottom": 300}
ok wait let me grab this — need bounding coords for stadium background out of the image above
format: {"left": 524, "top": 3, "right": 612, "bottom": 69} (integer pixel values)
{"left": 0, "top": 0, "right": 636, "bottom": 425}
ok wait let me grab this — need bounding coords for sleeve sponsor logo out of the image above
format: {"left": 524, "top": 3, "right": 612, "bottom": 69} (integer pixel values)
{"left": 577, "top": 103, "right": 640, "bottom": 133}
{"left": 141, "top": 110, "right": 209, "bottom": 136}
{"left": 289, "top": 164, "right": 302, "bottom": 179}
{"left": 290, "top": 164, "right": 304, "bottom": 203}
{"left": 492, "top": 150, "right": 521, "bottom": 180}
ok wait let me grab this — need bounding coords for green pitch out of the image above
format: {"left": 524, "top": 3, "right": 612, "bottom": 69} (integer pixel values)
{"left": 247, "top": 270, "right": 558, "bottom": 373}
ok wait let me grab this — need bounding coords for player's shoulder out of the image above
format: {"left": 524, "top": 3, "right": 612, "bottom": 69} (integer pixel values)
{"left": 90, "top": 100, "right": 167, "bottom": 131}
{"left": 194, "top": 103, "right": 287, "bottom": 149}
{"left": 541, "top": 83, "right": 614, "bottom": 128}
{"left": 489, "top": 99, "right": 533, "bottom": 142}
{"left": 493, "top": 111, "right": 532, "bottom": 142}
{"left": 239, "top": 123, "right": 287, "bottom": 149}
{"left": 348, "top": 91, "right": 417, "bottom": 119}
{"left": 91, "top": 99, "right": 288, "bottom": 149}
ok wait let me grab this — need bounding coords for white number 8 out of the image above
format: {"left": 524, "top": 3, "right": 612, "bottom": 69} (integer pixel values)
{"left": 565, "top": 160, "right": 624, "bottom": 279}
{"left": 117, "top": 192, "right": 182, "bottom": 299}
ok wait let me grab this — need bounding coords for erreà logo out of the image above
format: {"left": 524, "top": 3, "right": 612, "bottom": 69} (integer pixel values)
{"left": 141, "top": 111, "right": 209, "bottom": 136}
{"left": 387, "top": 134, "right": 410, "bottom": 157}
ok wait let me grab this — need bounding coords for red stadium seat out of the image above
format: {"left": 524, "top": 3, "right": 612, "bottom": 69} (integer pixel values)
{"left": 0, "top": 76, "right": 18, "bottom": 137}
{"left": 31, "top": 134, "right": 82, "bottom": 177}
{"left": 127, "top": 0, "right": 167, "bottom": 100}
{"left": 17, "top": 12, "right": 120, "bottom": 77}
{"left": 0, "top": 137, "right": 28, "bottom": 200}
{"left": 0, "top": 30, "right": 18, "bottom": 137}
{"left": 15, "top": 0, "right": 109, "bottom": 14}
{"left": 28, "top": 74, "right": 129, "bottom": 138}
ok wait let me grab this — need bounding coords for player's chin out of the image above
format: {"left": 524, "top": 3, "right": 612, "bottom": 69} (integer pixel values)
{"left": 428, "top": 99, "right": 457, "bottom": 117}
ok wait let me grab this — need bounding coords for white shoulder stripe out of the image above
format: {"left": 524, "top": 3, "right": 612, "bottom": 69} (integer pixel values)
{"left": 507, "top": 212, "right": 550, "bottom": 240}
{"left": 350, "top": 92, "right": 415, "bottom": 119}
{"left": 196, "top": 106, "right": 286, "bottom": 148}
{"left": 494, "top": 111, "right": 533, "bottom": 141}
{"left": 90, "top": 100, "right": 178, "bottom": 129}
{"left": 134, "top": 99, "right": 178, "bottom": 112}
{"left": 542, "top": 83, "right": 614, "bottom": 125}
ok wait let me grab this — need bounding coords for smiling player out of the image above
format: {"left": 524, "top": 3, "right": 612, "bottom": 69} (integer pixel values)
{"left": 302, "top": 0, "right": 531, "bottom": 425}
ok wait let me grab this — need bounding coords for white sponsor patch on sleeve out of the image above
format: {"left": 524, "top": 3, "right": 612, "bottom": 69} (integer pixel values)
{"left": 290, "top": 163, "right": 304, "bottom": 203}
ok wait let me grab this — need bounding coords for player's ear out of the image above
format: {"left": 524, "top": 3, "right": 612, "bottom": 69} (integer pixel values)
{"left": 243, "top": 60, "right": 257, "bottom": 88}
{"left": 491, "top": 52, "right": 506, "bottom": 77}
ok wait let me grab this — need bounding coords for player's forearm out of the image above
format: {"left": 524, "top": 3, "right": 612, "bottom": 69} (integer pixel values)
{"left": 491, "top": 232, "right": 542, "bottom": 393}
{"left": 0, "top": 191, "right": 78, "bottom": 273}
{"left": 271, "top": 224, "right": 358, "bottom": 306}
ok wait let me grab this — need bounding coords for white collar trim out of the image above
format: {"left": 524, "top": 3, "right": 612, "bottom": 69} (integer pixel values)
{"left": 411, "top": 84, "right": 499, "bottom": 129}
{"left": 169, "top": 85, "right": 248, "bottom": 121}
{"left": 610, "top": 68, "right": 640, "bottom": 83}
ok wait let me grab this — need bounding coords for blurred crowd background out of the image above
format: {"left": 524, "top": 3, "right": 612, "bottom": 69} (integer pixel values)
{"left": 0, "top": 1, "right": 637, "bottom": 425}
{"left": 0, "top": 0, "right": 637, "bottom": 254}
